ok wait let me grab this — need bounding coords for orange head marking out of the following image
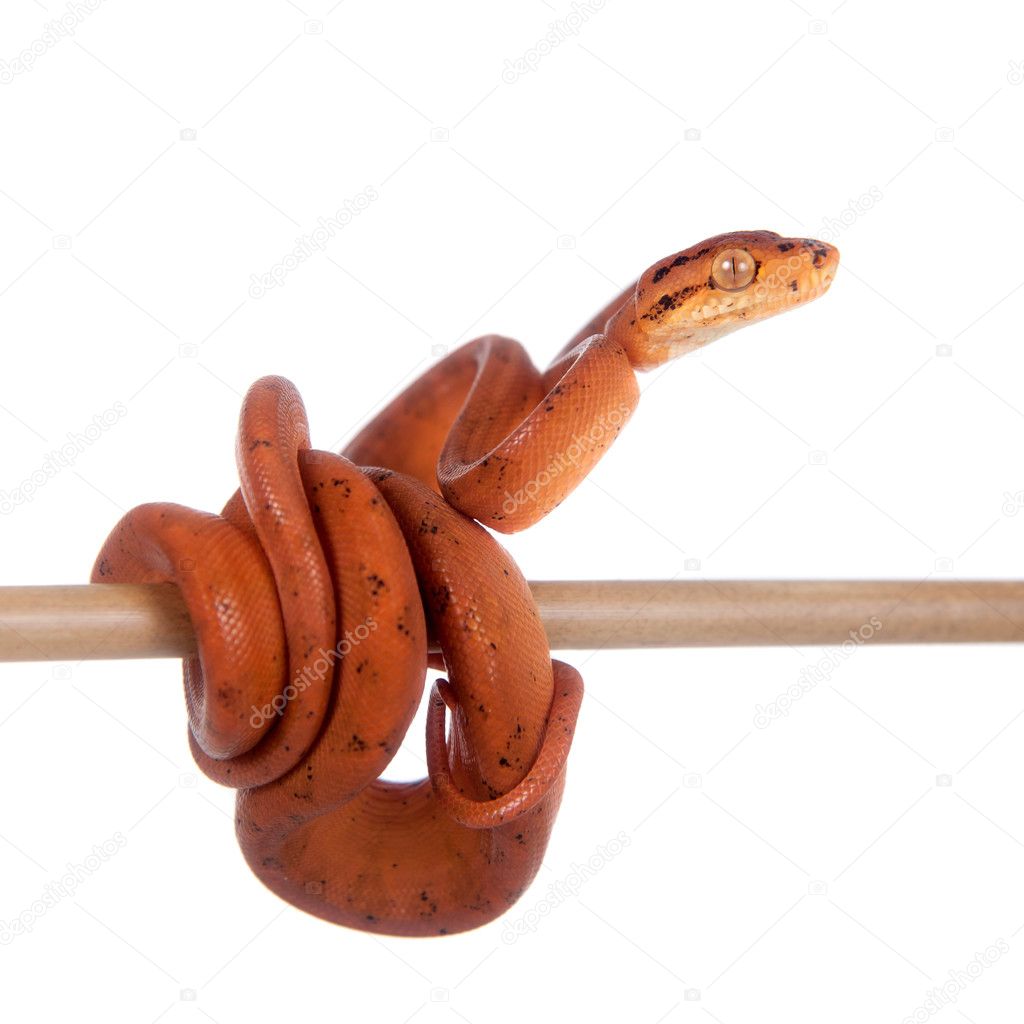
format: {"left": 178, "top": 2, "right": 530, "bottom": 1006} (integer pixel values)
{"left": 609, "top": 230, "right": 840, "bottom": 369}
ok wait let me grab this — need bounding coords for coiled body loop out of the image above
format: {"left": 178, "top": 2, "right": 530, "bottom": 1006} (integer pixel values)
{"left": 92, "top": 232, "right": 838, "bottom": 934}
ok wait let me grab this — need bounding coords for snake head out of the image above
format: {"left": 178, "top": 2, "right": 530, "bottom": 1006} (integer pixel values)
{"left": 610, "top": 230, "right": 840, "bottom": 370}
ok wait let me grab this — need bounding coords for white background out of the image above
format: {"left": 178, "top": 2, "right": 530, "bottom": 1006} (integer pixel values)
{"left": 2, "top": 1, "right": 1024, "bottom": 1021}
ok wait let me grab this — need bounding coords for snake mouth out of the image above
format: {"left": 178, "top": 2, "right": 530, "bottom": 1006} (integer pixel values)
{"left": 795, "top": 242, "right": 840, "bottom": 297}
{"left": 785, "top": 265, "right": 837, "bottom": 307}
{"left": 687, "top": 268, "right": 834, "bottom": 324}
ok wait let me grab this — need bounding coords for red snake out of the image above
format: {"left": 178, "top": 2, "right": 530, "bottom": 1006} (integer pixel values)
{"left": 92, "top": 231, "right": 838, "bottom": 936}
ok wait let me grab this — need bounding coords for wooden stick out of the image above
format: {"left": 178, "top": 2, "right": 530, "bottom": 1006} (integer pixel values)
{"left": 1, "top": 581, "right": 1023, "bottom": 663}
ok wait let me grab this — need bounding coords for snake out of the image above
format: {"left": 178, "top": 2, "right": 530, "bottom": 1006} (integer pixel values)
{"left": 91, "top": 230, "right": 838, "bottom": 937}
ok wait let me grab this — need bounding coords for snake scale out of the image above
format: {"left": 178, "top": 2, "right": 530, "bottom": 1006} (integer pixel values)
{"left": 92, "top": 231, "right": 839, "bottom": 936}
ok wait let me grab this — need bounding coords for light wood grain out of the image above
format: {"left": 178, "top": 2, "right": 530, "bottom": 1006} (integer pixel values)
{"left": 1, "top": 580, "right": 1023, "bottom": 662}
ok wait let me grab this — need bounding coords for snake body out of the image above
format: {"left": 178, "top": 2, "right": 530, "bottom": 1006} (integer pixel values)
{"left": 92, "top": 231, "right": 838, "bottom": 936}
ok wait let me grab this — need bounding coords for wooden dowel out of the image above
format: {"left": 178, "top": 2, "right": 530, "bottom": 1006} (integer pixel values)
{"left": 0, "top": 581, "right": 1023, "bottom": 663}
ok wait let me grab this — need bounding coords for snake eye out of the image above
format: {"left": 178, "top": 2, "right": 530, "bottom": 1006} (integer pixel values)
{"left": 711, "top": 248, "right": 756, "bottom": 291}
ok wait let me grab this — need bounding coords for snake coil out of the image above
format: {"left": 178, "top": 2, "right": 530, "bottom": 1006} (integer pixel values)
{"left": 91, "top": 232, "right": 838, "bottom": 936}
